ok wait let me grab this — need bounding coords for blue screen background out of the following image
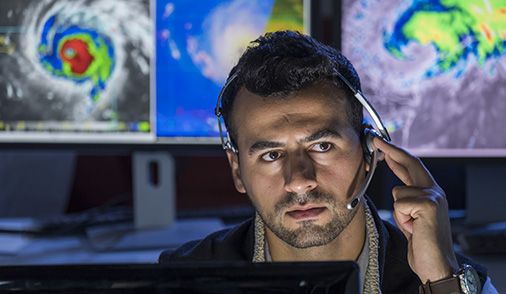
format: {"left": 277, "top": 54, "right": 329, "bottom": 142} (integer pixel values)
{"left": 156, "top": 0, "right": 276, "bottom": 138}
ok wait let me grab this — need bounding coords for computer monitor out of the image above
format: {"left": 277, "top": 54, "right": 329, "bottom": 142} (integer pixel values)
{"left": 340, "top": 0, "right": 506, "bottom": 157}
{"left": 0, "top": 0, "right": 152, "bottom": 144}
{"left": 339, "top": 0, "right": 506, "bottom": 222}
{"left": 0, "top": 261, "right": 360, "bottom": 293}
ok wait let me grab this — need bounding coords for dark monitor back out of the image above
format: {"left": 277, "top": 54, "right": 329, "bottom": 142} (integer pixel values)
{"left": 0, "top": 261, "right": 359, "bottom": 294}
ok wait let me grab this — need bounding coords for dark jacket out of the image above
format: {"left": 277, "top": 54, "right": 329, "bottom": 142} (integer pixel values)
{"left": 159, "top": 200, "right": 487, "bottom": 293}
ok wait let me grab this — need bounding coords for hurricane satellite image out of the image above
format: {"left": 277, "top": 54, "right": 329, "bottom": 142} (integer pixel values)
{"left": 0, "top": 0, "right": 151, "bottom": 134}
{"left": 342, "top": 0, "right": 506, "bottom": 154}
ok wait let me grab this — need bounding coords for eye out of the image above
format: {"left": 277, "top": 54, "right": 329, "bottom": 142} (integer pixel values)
{"left": 311, "top": 142, "right": 333, "bottom": 152}
{"left": 261, "top": 150, "right": 282, "bottom": 162}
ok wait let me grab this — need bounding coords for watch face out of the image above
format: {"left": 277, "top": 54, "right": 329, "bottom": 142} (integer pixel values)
{"left": 461, "top": 265, "right": 480, "bottom": 294}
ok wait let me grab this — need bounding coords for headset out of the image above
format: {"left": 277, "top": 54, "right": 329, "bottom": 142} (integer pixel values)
{"left": 215, "top": 71, "right": 391, "bottom": 211}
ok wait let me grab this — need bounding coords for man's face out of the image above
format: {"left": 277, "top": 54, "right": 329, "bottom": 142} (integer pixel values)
{"left": 226, "top": 82, "right": 367, "bottom": 248}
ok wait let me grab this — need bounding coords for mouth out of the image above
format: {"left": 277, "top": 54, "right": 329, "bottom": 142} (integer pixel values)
{"left": 286, "top": 206, "right": 327, "bottom": 221}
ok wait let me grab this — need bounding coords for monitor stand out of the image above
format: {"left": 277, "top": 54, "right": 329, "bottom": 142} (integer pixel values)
{"left": 85, "top": 151, "right": 224, "bottom": 252}
{"left": 132, "top": 151, "right": 175, "bottom": 229}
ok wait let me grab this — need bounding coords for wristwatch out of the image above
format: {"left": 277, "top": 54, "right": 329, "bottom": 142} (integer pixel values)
{"left": 420, "top": 264, "right": 481, "bottom": 294}
{"left": 456, "top": 264, "right": 481, "bottom": 294}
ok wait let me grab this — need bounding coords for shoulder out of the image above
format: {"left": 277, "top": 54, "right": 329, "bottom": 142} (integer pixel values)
{"left": 158, "top": 218, "right": 255, "bottom": 263}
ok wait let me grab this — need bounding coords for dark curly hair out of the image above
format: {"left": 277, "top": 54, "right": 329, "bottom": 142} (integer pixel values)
{"left": 221, "top": 30, "right": 363, "bottom": 150}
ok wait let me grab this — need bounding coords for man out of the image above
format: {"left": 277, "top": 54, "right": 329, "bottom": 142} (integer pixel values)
{"left": 160, "top": 31, "right": 496, "bottom": 293}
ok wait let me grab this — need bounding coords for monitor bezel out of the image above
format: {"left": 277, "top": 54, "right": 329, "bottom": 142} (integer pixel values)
{"left": 0, "top": 261, "right": 360, "bottom": 293}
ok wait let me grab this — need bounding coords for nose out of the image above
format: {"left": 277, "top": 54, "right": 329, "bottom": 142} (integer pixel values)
{"left": 284, "top": 151, "right": 318, "bottom": 194}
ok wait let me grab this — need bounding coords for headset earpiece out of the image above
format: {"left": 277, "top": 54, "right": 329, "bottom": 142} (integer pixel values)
{"left": 362, "top": 128, "right": 385, "bottom": 165}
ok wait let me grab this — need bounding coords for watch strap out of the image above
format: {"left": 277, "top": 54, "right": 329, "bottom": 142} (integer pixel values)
{"left": 419, "top": 276, "right": 462, "bottom": 294}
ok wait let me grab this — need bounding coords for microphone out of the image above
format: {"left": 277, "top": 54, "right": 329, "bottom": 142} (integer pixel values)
{"left": 346, "top": 149, "right": 380, "bottom": 210}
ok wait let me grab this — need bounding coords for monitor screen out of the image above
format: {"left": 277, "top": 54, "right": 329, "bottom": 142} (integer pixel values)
{"left": 0, "top": 0, "right": 152, "bottom": 143}
{"left": 0, "top": 261, "right": 359, "bottom": 293}
{"left": 0, "top": 0, "right": 308, "bottom": 145}
{"left": 155, "top": 0, "right": 307, "bottom": 143}
{"left": 341, "top": 0, "right": 506, "bottom": 157}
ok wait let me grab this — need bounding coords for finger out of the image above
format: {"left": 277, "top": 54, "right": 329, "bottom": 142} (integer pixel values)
{"left": 392, "top": 210, "right": 411, "bottom": 239}
{"left": 384, "top": 154, "right": 413, "bottom": 186}
{"left": 392, "top": 185, "right": 436, "bottom": 201}
{"left": 374, "top": 137, "right": 434, "bottom": 187}
{"left": 392, "top": 196, "right": 433, "bottom": 236}
{"left": 393, "top": 195, "right": 442, "bottom": 224}
{"left": 394, "top": 212, "right": 413, "bottom": 235}
{"left": 392, "top": 189, "right": 438, "bottom": 235}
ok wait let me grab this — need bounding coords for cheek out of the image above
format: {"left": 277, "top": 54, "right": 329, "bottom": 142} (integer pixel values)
{"left": 240, "top": 164, "right": 285, "bottom": 210}
{"left": 315, "top": 152, "right": 365, "bottom": 196}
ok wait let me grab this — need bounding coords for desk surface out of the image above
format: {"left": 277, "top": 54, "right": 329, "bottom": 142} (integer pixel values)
{"left": 0, "top": 218, "right": 225, "bottom": 265}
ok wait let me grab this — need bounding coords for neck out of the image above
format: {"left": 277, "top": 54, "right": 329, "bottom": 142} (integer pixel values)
{"left": 265, "top": 204, "right": 366, "bottom": 261}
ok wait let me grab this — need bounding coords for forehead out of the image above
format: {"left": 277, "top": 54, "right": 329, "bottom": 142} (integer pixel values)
{"left": 230, "top": 83, "right": 352, "bottom": 143}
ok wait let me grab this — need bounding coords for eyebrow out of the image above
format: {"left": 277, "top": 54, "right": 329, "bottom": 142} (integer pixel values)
{"left": 248, "top": 141, "right": 284, "bottom": 155}
{"left": 301, "top": 129, "right": 342, "bottom": 143}
{"left": 248, "top": 128, "right": 342, "bottom": 155}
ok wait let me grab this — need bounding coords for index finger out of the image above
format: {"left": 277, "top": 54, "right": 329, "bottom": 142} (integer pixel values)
{"left": 373, "top": 137, "right": 435, "bottom": 187}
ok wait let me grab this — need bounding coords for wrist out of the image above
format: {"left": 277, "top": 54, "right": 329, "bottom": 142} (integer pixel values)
{"left": 419, "top": 261, "right": 457, "bottom": 283}
{"left": 422, "top": 270, "right": 453, "bottom": 284}
{"left": 418, "top": 253, "right": 459, "bottom": 283}
{"left": 419, "top": 264, "right": 481, "bottom": 294}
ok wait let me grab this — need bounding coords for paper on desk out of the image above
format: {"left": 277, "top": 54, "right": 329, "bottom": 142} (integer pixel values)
{"left": 0, "top": 218, "right": 40, "bottom": 232}
{"left": 0, "top": 218, "right": 35, "bottom": 254}
{"left": 86, "top": 218, "right": 225, "bottom": 251}
{"left": 0, "top": 233, "right": 31, "bottom": 255}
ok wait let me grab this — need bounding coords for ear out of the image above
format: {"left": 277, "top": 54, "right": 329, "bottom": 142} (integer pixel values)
{"left": 225, "top": 150, "right": 246, "bottom": 193}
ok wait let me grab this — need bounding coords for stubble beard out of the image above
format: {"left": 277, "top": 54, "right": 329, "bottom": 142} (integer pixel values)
{"left": 259, "top": 190, "right": 357, "bottom": 249}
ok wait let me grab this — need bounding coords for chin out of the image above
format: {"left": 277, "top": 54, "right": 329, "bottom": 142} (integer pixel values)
{"left": 286, "top": 230, "right": 338, "bottom": 249}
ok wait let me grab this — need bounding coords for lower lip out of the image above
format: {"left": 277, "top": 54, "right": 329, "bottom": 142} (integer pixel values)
{"left": 287, "top": 207, "right": 326, "bottom": 220}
